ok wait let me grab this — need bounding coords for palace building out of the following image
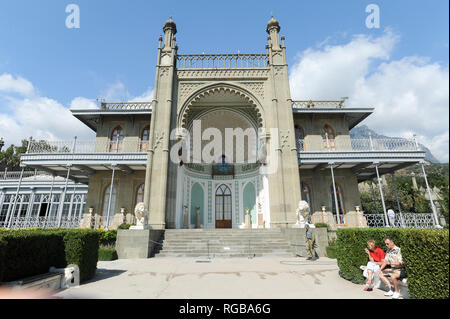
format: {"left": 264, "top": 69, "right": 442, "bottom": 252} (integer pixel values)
{"left": 6, "top": 17, "right": 433, "bottom": 230}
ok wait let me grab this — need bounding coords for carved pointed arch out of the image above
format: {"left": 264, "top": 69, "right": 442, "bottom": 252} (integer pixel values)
{"left": 178, "top": 83, "right": 265, "bottom": 129}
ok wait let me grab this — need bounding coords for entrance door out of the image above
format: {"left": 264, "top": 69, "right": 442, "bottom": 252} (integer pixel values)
{"left": 215, "top": 184, "right": 232, "bottom": 228}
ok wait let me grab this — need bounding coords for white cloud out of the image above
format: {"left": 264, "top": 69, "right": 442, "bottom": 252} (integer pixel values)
{"left": 0, "top": 73, "right": 95, "bottom": 146}
{"left": 69, "top": 97, "right": 98, "bottom": 110}
{"left": 289, "top": 30, "right": 449, "bottom": 162}
{"left": 0, "top": 73, "right": 154, "bottom": 149}
{"left": 0, "top": 73, "right": 35, "bottom": 97}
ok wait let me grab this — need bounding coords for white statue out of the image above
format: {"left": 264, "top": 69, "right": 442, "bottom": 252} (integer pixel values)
{"left": 295, "top": 200, "right": 311, "bottom": 228}
{"left": 49, "top": 264, "right": 80, "bottom": 289}
{"left": 130, "top": 202, "right": 149, "bottom": 230}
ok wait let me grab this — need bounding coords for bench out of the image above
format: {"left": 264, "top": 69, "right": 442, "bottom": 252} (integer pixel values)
{"left": 360, "top": 265, "right": 409, "bottom": 299}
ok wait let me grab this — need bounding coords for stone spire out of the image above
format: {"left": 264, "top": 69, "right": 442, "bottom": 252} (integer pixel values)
{"left": 163, "top": 16, "right": 177, "bottom": 50}
{"left": 266, "top": 15, "right": 281, "bottom": 50}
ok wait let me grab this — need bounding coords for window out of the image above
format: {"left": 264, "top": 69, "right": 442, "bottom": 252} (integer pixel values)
{"left": 101, "top": 183, "right": 117, "bottom": 226}
{"left": 322, "top": 124, "right": 336, "bottom": 151}
{"left": 330, "top": 182, "right": 346, "bottom": 224}
{"left": 215, "top": 184, "right": 232, "bottom": 227}
{"left": 110, "top": 126, "right": 124, "bottom": 152}
{"left": 136, "top": 183, "right": 145, "bottom": 205}
{"left": 140, "top": 126, "right": 150, "bottom": 152}
{"left": 295, "top": 125, "right": 305, "bottom": 151}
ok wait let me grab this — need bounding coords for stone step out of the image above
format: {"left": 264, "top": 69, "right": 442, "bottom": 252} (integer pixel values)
{"left": 153, "top": 252, "right": 294, "bottom": 258}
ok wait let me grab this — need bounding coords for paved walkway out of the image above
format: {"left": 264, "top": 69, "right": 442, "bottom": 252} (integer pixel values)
{"left": 54, "top": 257, "right": 391, "bottom": 299}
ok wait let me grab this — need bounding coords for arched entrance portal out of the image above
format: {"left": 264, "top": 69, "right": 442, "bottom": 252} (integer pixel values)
{"left": 215, "top": 184, "right": 232, "bottom": 228}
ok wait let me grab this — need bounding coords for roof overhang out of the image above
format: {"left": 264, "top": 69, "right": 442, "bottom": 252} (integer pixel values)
{"left": 298, "top": 150, "right": 426, "bottom": 182}
{"left": 293, "top": 108, "right": 374, "bottom": 129}
{"left": 71, "top": 109, "right": 152, "bottom": 132}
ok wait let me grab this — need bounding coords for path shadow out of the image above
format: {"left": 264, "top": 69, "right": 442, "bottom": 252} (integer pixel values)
{"left": 81, "top": 268, "right": 127, "bottom": 285}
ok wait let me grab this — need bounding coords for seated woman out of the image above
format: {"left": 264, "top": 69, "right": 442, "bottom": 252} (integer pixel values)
{"left": 363, "top": 240, "right": 385, "bottom": 291}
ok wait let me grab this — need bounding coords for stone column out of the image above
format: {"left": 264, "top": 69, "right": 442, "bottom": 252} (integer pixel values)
{"left": 144, "top": 19, "right": 178, "bottom": 230}
{"left": 265, "top": 18, "right": 301, "bottom": 228}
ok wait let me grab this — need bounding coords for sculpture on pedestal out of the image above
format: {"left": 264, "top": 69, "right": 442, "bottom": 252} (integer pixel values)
{"left": 130, "top": 202, "right": 149, "bottom": 230}
{"left": 295, "top": 200, "right": 314, "bottom": 228}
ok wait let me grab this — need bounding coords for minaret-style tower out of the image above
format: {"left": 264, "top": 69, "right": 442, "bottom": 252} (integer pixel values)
{"left": 265, "top": 16, "right": 302, "bottom": 227}
{"left": 143, "top": 18, "right": 178, "bottom": 229}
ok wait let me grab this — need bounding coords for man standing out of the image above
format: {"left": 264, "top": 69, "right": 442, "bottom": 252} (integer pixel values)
{"left": 377, "top": 237, "right": 407, "bottom": 299}
{"left": 305, "top": 224, "right": 317, "bottom": 261}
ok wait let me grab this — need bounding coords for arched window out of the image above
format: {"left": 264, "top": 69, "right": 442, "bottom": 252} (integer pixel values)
{"left": 330, "top": 182, "right": 346, "bottom": 224}
{"left": 295, "top": 125, "right": 305, "bottom": 151}
{"left": 215, "top": 184, "right": 232, "bottom": 228}
{"left": 110, "top": 126, "right": 124, "bottom": 152}
{"left": 135, "top": 183, "right": 145, "bottom": 205}
{"left": 140, "top": 126, "right": 150, "bottom": 152}
{"left": 322, "top": 124, "right": 336, "bottom": 151}
{"left": 101, "top": 183, "right": 117, "bottom": 226}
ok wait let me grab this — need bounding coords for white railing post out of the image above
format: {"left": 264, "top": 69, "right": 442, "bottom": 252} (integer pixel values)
{"left": 44, "top": 174, "right": 55, "bottom": 228}
{"left": 420, "top": 161, "right": 440, "bottom": 227}
{"left": 105, "top": 164, "right": 116, "bottom": 230}
{"left": 57, "top": 165, "right": 72, "bottom": 228}
{"left": 72, "top": 136, "right": 78, "bottom": 153}
{"left": 369, "top": 132, "right": 374, "bottom": 151}
{"left": 375, "top": 163, "right": 389, "bottom": 227}
{"left": 7, "top": 167, "right": 25, "bottom": 228}
{"left": 330, "top": 162, "right": 341, "bottom": 226}
{"left": 391, "top": 174, "right": 405, "bottom": 227}
{"left": 325, "top": 132, "right": 330, "bottom": 151}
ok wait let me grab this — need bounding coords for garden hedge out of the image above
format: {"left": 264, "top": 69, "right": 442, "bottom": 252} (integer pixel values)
{"left": 336, "top": 228, "right": 449, "bottom": 299}
{"left": 0, "top": 229, "right": 99, "bottom": 283}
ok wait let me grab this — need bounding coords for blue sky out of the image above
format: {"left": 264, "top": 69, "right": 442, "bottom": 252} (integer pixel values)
{"left": 0, "top": 0, "right": 449, "bottom": 161}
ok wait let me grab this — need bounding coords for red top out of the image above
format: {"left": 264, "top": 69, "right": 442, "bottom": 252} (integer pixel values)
{"left": 370, "top": 248, "right": 385, "bottom": 262}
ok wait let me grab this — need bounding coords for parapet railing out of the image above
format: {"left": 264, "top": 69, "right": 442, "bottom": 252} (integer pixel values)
{"left": 292, "top": 100, "right": 345, "bottom": 109}
{"left": 27, "top": 140, "right": 149, "bottom": 154}
{"left": 296, "top": 138, "right": 421, "bottom": 152}
{"left": 1, "top": 170, "right": 51, "bottom": 179}
{"left": 176, "top": 54, "right": 269, "bottom": 69}
{"left": 100, "top": 102, "right": 152, "bottom": 110}
{"left": 364, "top": 213, "right": 436, "bottom": 228}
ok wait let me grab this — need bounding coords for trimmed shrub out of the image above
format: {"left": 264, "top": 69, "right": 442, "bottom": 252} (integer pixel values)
{"left": 64, "top": 230, "right": 100, "bottom": 282}
{"left": 97, "top": 229, "right": 117, "bottom": 246}
{"left": 336, "top": 228, "right": 449, "bottom": 299}
{"left": 314, "top": 223, "right": 329, "bottom": 230}
{"left": 326, "top": 246, "right": 337, "bottom": 259}
{"left": 0, "top": 237, "right": 7, "bottom": 282}
{"left": 98, "top": 246, "right": 118, "bottom": 261}
{"left": 0, "top": 229, "right": 66, "bottom": 282}
{"left": 118, "top": 223, "right": 133, "bottom": 230}
{"left": 0, "top": 229, "right": 100, "bottom": 283}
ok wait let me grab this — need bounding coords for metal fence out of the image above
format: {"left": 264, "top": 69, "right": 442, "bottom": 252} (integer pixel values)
{"left": 1, "top": 216, "right": 82, "bottom": 229}
{"left": 297, "top": 137, "right": 420, "bottom": 152}
{"left": 364, "top": 213, "right": 436, "bottom": 228}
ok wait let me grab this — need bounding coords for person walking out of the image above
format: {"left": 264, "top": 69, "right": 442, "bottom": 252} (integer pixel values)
{"left": 305, "top": 224, "right": 317, "bottom": 261}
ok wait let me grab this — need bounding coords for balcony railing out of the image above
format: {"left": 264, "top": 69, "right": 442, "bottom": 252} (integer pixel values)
{"left": 100, "top": 102, "right": 152, "bottom": 110}
{"left": 296, "top": 138, "right": 421, "bottom": 152}
{"left": 364, "top": 213, "right": 436, "bottom": 228}
{"left": 176, "top": 54, "right": 269, "bottom": 69}
{"left": 292, "top": 100, "right": 345, "bottom": 109}
{"left": 27, "top": 140, "right": 149, "bottom": 154}
{"left": 1, "top": 170, "right": 51, "bottom": 180}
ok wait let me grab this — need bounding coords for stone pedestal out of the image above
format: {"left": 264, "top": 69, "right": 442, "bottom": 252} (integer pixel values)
{"left": 312, "top": 211, "right": 336, "bottom": 227}
{"left": 345, "top": 211, "right": 367, "bottom": 227}
{"left": 116, "top": 229, "right": 164, "bottom": 259}
{"left": 245, "top": 211, "right": 251, "bottom": 229}
{"left": 258, "top": 212, "right": 264, "bottom": 228}
{"left": 79, "top": 214, "right": 92, "bottom": 229}
{"left": 195, "top": 207, "right": 201, "bottom": 229}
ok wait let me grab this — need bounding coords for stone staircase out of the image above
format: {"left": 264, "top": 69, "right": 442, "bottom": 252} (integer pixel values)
{"left": 153, "top": 229, "right": 297, "bottom": 258}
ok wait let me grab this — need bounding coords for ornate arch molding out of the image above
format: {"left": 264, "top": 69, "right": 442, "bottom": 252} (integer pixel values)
{"left": 178, "top": 83, "right": 265, "bottom": 129}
